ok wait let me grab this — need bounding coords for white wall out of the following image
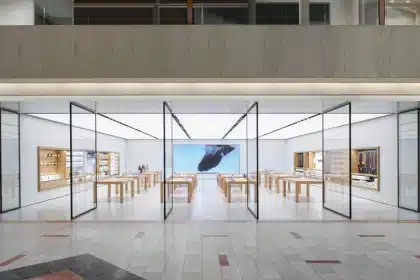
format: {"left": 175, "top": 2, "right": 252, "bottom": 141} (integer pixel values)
{"left": 285, "top": 115, "right": 398, "bottom": 206}
{"left": 0, "top": 0, "right": 34, "bottom": 25}
{"left": 20, "top": 115, "right": 127, "bottom": 207}
{"left": 126, "top": 139, "right": 285, "bottom": 175}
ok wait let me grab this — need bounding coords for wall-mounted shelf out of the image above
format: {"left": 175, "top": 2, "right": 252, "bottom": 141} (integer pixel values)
{"left": 38, "top": 147, "right": 120, "bottom": 192}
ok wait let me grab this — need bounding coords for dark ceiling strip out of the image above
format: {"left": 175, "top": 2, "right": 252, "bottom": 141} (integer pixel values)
{"left": 172, "top": 113, "right": 192, "bottom": 139}
{"left": 259, "top": 113, "right": 321, "bottom": 139}
{"left": 97, "top": 113, "right": 159, "bottom": 139}
{"left": 222, "top": 112, "right": 247, "bottom": 139}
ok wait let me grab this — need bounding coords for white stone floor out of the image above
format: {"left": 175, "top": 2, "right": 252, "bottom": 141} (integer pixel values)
{"left": 1, "top": 177, "right": 420, "bottom": 222}
{"left": 2, "top": 177, "right": 420, "bottom": 279}
{"left": 2, "top": 221, "right": 420, "bottom": 279}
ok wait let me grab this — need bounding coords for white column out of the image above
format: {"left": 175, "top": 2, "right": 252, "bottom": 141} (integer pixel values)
{"left": 0, "top": 0, "right": 35, "bottom": 25}
{"left": 299, "top": 0, "right": 310, "bottom": 25}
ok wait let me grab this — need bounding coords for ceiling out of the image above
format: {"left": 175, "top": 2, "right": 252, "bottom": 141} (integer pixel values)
{"left": 29, "top": 112, "right": 390, "bottom": 140}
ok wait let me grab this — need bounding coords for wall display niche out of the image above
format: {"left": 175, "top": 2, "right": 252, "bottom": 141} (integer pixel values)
{"left": 38, "top": 147, "right": 120, "bottom": 192}
{"left": 294, "top": 147, "right": 380, "bottom": 191}
{"left": 294, "top": 151, "right": 322, "bottom": 180}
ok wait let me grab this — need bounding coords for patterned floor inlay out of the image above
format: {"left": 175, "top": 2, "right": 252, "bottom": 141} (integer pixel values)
{"left": 358, "top": 234, "right": 386, "bottom": 237}
{"left": 290, "top": 232, "right": 303, "bottom": 239}
{"left": 219, "top": 255, "right": 229, "bottom": 266}
{"left": 306, "top": 260, "right": 342, "bottom": 264}
{"left": 0, "top": 255, "right": 25, "bottom": 267}
{"left": 41, "top": 234, "right": 70, "bottom": 238}
{"left": 0, "top": 254, "right": 146, "bottom": 280}
{"left": 29, "top": 270, "right": 82, "bottom": 280}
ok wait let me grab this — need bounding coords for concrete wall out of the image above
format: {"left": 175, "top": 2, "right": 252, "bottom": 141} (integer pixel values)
{"left": 0, "top": 0, "right": 34, "bottom": 25}
{"left": 0, "top": 26, "right": 420, "bottom": 79}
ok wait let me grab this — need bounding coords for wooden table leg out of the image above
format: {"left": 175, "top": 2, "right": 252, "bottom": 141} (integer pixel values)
{"left": 282, "top": 180, "right": 287, "bottom": 197}
{"left": 116, "top": 184, "right": 119, "bottom": 195}
{"left": 188, "top": 182, "right": 192, "bottom": 203}
{"left": 228, "top": 183, "right": 231, "bottom": 203}
{"left": 306, "top": 184, "right": 310, "bottom": 200}
{"left": 93, "top": 182, "right": 97, "bottom": 203}
{"left": 131, "top": 181, "right": 135, "bottom": 197}
{"left": 288, "top": 181, "right": 291, "bottom": 192}
{"left": 160, "top": 182, "right": 164, "bottom": 203}
{"left": 254, "top": 183, "right": 257, "bottom": 200}
{"left": 137, "top": 178, "right": 140, "bottom": 193}
{"left": 107, "top": 184, "right": 111, "bottom": 198}
{"left": 276, "top": 178, "right": 280, "bottom": 193}
{"left": 295, "top": 183, "right": 300, "bottom": 202}
{"left": 268, "top": 176, "right": 272, "bottom": 190}
{"left": 119, "top": 183, "right": 124, "bottom": 203}
{"left": 125, "top": 183, "right": 128, "bottom": 193}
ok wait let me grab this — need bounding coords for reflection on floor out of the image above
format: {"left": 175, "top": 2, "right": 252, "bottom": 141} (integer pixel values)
{"left": 1, "top": 176, "right": 419, "bottom": 222}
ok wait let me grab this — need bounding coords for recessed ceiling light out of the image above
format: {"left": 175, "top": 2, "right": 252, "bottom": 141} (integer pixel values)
{"left": 389, "top": 0, "right": 394, "bottom": 2}
{"left": 406, "top": 0, "right": 411, "bottom": 3}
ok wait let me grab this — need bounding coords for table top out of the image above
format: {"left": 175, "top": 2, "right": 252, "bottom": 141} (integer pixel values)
{"left": 283, "top": 177, "right": 322, "bottom": 184}
{"left": 97, "top": 177, "right": 135, "bottom": 184}
{"left": 225, "top": 177, "right": 257, "bottom": 184}
{"left": 162, "top": 177, "right": 193, "bottom": 184}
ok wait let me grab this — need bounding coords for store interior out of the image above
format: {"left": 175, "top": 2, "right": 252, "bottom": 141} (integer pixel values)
{"left": 0, "top": 96, "right": 419, "bottom": 222}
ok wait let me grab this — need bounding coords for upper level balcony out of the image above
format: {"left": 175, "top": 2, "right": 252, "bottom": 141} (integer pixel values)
{"left": 2, "top": 0, "right": 420, "bottom": 26}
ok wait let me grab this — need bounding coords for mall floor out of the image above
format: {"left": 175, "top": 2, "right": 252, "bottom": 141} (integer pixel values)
{"left": 2, "top": 178, "right": 420, "bottom": 279}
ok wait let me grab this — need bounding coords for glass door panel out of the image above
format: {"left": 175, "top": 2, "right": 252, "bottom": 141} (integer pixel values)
{"left": 163, "top": 102, "right": 174, "bottom": 219}
{"left": 398, "top": 109, "right": 419, "bottom": 211}
{"left": 323, "top": 103, "right": 351, "bottom": 219}
{"left": 0, "top": 109, "right": 20, "bottom": 212}
{"left": 246, "top": 102, "right": 259, "bottom": 219}
{"left": 70, "top": 102, "right": 97, "bottom": 219}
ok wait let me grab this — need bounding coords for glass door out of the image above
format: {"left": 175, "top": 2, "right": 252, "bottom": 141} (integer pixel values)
{"left": 322, "top": 102, "right": 352, "bottom": 219}
{"left": 246, "top": 102, "right": 259, "bottom": 219}
{"left": 70, "top": 102, "right": 97, "bottom": 219}
{"left": 398, "top": 109, "right": 419, "bottom": 212}
{"left": 163, "top": 102, "right": 174, "bottom": 219}
{"left": 0, "top": 109, "right": 21, "bottom": 213}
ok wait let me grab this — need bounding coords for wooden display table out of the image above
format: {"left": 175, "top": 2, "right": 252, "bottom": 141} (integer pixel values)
{"left": 266, "top": 173, "right": 285, "bottom": 190}
{"left": 223, "top": 177, "right": 257, "bottom": 203}
{"left": 160, "top": 177, "right": 196, "bottom": 203}
{"left": 270, "top": 174, "right": 298, "bottom": 193}
{"left": 282, "top": 177, "right": 322, "bottom": 202}
{"left": 122, "top": 174, "right": 148, "bottom": 193}
{"left": 96, "top": 177, "right": 136, "bottom": 203}
{"left": 142, "top": 171, "right": 162, "bottom": 188}
{"left": 173, "top": 174, "right": 197, "bottom": 189}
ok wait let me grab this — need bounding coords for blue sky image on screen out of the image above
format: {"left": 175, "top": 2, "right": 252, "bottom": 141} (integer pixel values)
{"left": 174, "top": 144, "right": 240, "bottom": 173}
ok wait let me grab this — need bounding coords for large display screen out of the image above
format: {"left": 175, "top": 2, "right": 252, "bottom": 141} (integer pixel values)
{"left": 173, "top": 144, "right": 240, "bottom": 173}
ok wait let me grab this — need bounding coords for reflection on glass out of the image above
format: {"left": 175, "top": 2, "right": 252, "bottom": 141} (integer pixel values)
{"left": 71, "top": 105, "right": 97, "bottom": 218}
{"left": 360, "top": 0, "right": 379, "bottom": 25}
{"left": 398, "top": 110, "right": 418, "bottom": 210}
{"left": 386, "top": 2, "right": 420, "bottom": 25}
{"left": 1, "top": 110, "right": 20, "bottom": 212}
{"left": 323, "top": 104, "right": 351, "bottom": 218}
{"left": 35, "top": 1, "right": 73, "bottom": 25}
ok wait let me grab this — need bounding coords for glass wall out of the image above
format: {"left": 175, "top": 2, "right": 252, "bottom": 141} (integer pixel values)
{"left": 70, "top": 103, "right": 97, "bottom": 219}
{"left": 323, "top": 103, "right": 351, "bottom": 218}
{"left": 35, "top": 0, "right": 73, "bottom": 25}
{"left": 0, "top": 110, "right": 20, "bottom": 212}
{"left": 398, "top": 109, "right": 419, "bottom": 211}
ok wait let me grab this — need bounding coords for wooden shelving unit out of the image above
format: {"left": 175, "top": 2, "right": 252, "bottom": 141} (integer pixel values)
{"left": 38, "top": 147, "right": 120, "bottom": 192}
{"left": 293, "top": 146, "right": 380, "bottom": 191}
